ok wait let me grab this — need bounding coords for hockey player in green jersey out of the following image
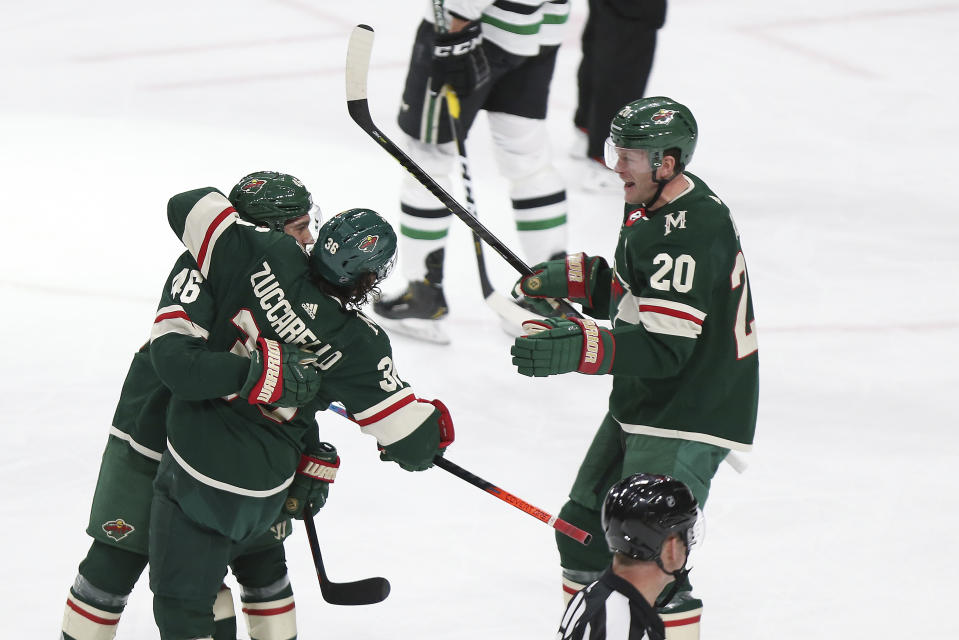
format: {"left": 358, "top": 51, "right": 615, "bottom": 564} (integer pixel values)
{"left": 61, "top": 172, "right": 327, "bottom": 640}
{"left": 511, "top": 97, "right": 759, "bottom": 639}
{"left": 152, "top": 189, "right": 454, "bottom": 640}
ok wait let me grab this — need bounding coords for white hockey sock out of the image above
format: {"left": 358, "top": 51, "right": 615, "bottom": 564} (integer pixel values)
{"left": 213, "top": 584, "right": 237, "bottom": 626}
{"left": 661, "top": 604, "right": 703, "bottom": 640}
{"left": 562, "top": 576, "right": 589, "bottom": 606}
{"left": 241, "top": 574, "right": 297, "bottom": 640}
{"left": 398, "top": 137, "right": 456, "bottom": 283}
{"left": 61, "top": 591, "right": 122, "bottom": 640}
{"left": 241, "top": 596, "right": 296, "bottom": 640}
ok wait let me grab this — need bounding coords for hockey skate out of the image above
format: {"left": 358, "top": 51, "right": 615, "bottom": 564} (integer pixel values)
{"left": 372, "top": 279, "right": 450, "bottom": 345}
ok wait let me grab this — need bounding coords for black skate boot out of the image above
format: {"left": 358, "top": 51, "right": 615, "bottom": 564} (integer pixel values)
{"left": 372, "top": 249, "right": 450, "bottom": 344}
{"left": 374, "top": 279, "right": 448, "bottom": 320}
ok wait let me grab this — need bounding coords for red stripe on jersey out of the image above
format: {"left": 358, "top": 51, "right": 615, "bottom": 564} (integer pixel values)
{"left": 562, "top": 583, "right": 580, "bottom": 595}
{"left": 663, "top": 614, "right": 702, "bottom": 627}
{"left": 639, "top": 304, "right": 703, "bottom": 325}
{"left": 66, "top": 599, "right": 120, "bottom": 626}
{"left": 604, "top": 327, "right": 615, "bottom": 370}
{"left": 195, "top": 206, "right": 236, "bottom": 271}
{"left": 154, "top": 310, "right": 190, "bottom": 324}
{"left": 353, "top": 393, "right": 416, "bottom": 427}
{"left": 241, "top": 602, "right": 296, "bottom": 616}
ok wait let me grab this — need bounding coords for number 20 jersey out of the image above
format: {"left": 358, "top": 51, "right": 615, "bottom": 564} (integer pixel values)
{"left": 599, "top": 172, "right": 759, "bottom": 451}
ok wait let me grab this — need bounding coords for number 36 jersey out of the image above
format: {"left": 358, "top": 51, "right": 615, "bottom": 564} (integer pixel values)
{"left": 586, "top": 172, "right": 759, "bottom": 451}
{"left": 157, "top": 187, "right": 436, "bottom": 496}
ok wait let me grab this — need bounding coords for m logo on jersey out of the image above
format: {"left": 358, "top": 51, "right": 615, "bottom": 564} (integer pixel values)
{"left": 240, "top": 178, "right": 267, "bottom": 194}
{"left": 664, "top": 211, "right": 687, "bottom": 236}
{"left": 651, "top": 109, "right": 677, "bottom": 124}
{"left": 102, "top": 518, "right": 135, "bottom": 541}
{"left": 358, "top": 235, "right": 379, "bottom": 252}
{"left": 625, "top": 208, "right": 647, "bottom": 227}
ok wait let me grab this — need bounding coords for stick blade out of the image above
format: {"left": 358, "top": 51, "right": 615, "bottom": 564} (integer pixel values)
{"left": 485, "top": 292, "right": 547, "bottom": 336}
{"left": 346, "top": 24, "right": 374, "bottom": 102}
{"left": 320, "top": 576, "right": 391, "bottom": 606}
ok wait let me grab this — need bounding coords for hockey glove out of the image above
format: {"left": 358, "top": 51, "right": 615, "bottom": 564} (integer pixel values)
{"left": 430, "top": 21, "right": 490, "bottom": 98}
{"left": 513, "top": 253, "right": 608, "bottom": 309}
{"left": 379, "top": 398, "right": 455, "bottom": 472}
{"left": 239, "top": 337, "right": 322, "bottom": 407}
{"left": 511, "top": 318, "right": 615, "bottom": 377}
{"left": 284, "top": 442, "right": 339, "bottom": 520}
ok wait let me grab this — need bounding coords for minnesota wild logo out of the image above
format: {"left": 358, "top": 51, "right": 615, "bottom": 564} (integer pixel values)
{"left": 240, "top": 178, "right": 267, "bottom": 193}
{"left": 358, "top": 235, "right": 379, "bottom": 252}
{"left": 102, "top": 518, "right": 135, "bottom": 541}
{"left": 651, "top": 109, "right": 677, "bottom": 124}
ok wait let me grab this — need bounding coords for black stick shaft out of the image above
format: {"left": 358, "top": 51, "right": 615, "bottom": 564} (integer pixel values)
{"left": 303, "top": 509, "right": 329, "bottom": 582}
{"left": 347, "top": 98, "right": 535, "bottom": 278}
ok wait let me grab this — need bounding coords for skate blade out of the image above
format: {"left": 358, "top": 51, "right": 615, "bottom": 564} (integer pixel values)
{"left": 374, "top": 316, "right": 451, "bottom": 345}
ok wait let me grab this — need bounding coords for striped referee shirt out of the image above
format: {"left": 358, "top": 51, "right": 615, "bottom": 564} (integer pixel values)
{"left": 556, "top": 568, "right": 665, "bottom": 640}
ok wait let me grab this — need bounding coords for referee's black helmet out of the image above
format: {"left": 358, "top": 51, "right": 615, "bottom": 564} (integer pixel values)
{"left": 602, "top": 473, "right": 699, "bottom": 561}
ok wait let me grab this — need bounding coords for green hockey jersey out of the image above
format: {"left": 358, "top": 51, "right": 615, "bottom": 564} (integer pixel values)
{"left": 110, "top": 251, "right": 250, "bottom": 459}
{"left": 583, "top": 172, "right": 759, "bottom": 450}
{"left": 161, "top": 187, "right": 439, "bottom": 496}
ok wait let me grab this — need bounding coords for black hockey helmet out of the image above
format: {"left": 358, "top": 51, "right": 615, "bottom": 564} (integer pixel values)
{"left": 229, "top": 170, "right": 318, "bottom": 231}
{"left": 602, "top": 473, "right": 699, "bottom": 561}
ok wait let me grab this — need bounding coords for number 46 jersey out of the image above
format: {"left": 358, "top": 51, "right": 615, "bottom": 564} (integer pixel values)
{"left": 158, "top": 187, "right": 438, "bottom": 497}
{"left": 586, "top": 172, "right": 759, "bottom": 451}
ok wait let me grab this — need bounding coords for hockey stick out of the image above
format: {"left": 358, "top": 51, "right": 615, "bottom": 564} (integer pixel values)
{"left": 326, "top": 403, "right": 590, "bottom": 545}
{"left": 431, "top": 456, "right": 592, "bottom": 545}
{"left": 345, "top": 24, "right": 579, "bottom": 321}
{"left": 430, "top": 2, "right": 496, "bottom": 301}
{"left": 443, "top": 89, "right": 557, "bottom": 329}
{"left": 432, "top": 12, "right": 553, "bottom": 328}
{"left": 303, "top": 509, "right": 391, "bottom": 605}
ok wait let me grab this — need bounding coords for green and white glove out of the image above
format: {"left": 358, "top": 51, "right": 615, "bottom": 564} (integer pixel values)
{"left": 512, "top": 252, "right": 608, "bottom": 312}
{"left": 379, "top": 398, "right": 455, "bottom": 472}
{"left": 239, "top": 337, "right": 322, "bottom": 407}
{"left": 511, "top": 318, "right": 615, "bottom": 377}
{"left": 284, "top": 442, "right": 339, "bottom": 520}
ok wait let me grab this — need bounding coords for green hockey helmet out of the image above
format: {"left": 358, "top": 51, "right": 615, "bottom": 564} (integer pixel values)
{"left": 310, "top": 208, "right": 397, "bottom": 286}
{"left": 605, "top": 97, "right": 698, "bottom": 173}
{"left": 229, "top": 171, "right": 316, "bottom": 231}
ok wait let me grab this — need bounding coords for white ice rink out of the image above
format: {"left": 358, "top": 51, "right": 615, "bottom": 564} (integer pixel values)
{"left": 1, "top": 1, "right": 957, "bottom": 638}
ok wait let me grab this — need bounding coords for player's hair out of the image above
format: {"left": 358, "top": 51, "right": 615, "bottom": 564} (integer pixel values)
{"left": 664, "top": 148, "right": 685, "bottom": 174}
{"left": 312, "top": 271, "right": 380, "bottom": 309}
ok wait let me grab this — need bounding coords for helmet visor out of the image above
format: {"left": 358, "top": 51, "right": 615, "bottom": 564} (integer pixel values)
{"left": 375, "top": 250, "right": 397, "bottom": 282}
{"left": 305, "top": 203, "right": 323, "bottom": 252}
{"left": 684, "top": 506, "right": 706, "bottom": 570}
{"left": 604, "top": 138, "right": 654, "bottom": 174}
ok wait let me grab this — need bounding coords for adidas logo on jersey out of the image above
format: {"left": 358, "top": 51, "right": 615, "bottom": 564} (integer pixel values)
{"left": 301, "top": 302, "right": 317, "bottom": 319}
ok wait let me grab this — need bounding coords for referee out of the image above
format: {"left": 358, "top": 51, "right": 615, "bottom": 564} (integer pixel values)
{"left": 556, "top": 473, "right": 700, "bottom": 640}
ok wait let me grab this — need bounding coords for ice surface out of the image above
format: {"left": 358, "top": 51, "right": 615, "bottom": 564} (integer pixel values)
{"left": 1, "top": 1, "right": 957, "bottom": 638}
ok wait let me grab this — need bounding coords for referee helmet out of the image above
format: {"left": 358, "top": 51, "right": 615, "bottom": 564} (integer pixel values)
{"left": 602, "top": 473, "right": 699, "bottom": 562}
